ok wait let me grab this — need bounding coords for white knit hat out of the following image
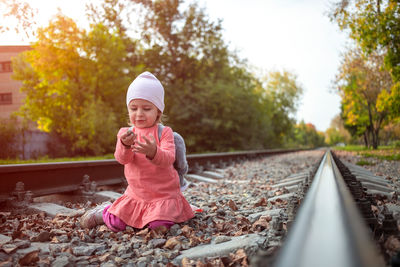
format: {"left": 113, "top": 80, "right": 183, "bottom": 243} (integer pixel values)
{"left": 126, "top": 71, "right": 165, "bottom": 112}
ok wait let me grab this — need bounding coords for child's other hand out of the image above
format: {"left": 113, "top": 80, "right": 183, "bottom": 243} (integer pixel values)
{"left": 121, "top": 130, "right": 136, "bottom": 147}
{"left": 132, "top": 135, "right": 157, "bottom": 159}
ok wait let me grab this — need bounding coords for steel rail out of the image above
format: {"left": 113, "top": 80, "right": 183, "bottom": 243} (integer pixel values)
{"left": 274, "top": 150, "right": 384, "bottom": 267}
{"left": 0, "top": 148, "right": 301, "bottom": 202}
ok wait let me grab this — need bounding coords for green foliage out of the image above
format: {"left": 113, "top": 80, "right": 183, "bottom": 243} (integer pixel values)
{"left": 334, "top": 145, "right": 400, "bottom": 160}
{"left": 0, "top": 154, "right": 115, "bottom": 165}
{"left": 356, "top": 159, "right": 374, "bottom": 166}
{"left": 333, "top": 144, "right": 369, "bottom": 152}
{"left": 286, "top": 121, "right": 325, "bottom": 148}
{"left": 325, "top": 127, "right": 345, "bottom": 145}
{"left": 325, "top": 114, "right": 351, "bottom": 145}
{"left": 262, "top": 71, "right": 304, "bottom": 147}
{"left": 8, "top": 0, "right": 306, "bottom": 157}
{"left": 330, "top": 0, "right": 400, "bottom": 120}
{"left": 0, "top": 117, "right": 20, "bottom": 158}
{"left": 395, "top": 140, "right": 400, "bottom": 148}
{"left": 362, "top": 152, "right": 400, "bottom": 161}
{"left": 12, "top": 15, "right": 132, "bottom": 156}
{"left": 334, "top": 48, "right": 392, "bottom": 148}
{"left": 115, "top": 0, "right": 301, "bottom": 152}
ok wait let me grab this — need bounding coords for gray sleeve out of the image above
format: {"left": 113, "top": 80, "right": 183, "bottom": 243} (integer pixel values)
{"left": 173, "top": 132, "right": 188, "bottom": 175}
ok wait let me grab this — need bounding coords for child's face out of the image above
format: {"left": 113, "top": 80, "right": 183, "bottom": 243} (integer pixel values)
{"left": 128, "top": 99, "right": 160, "bottom": 128}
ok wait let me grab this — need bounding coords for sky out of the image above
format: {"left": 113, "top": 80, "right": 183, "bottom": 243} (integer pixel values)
{"left": 0, "top": 0, "right": 349, "bottom": 132}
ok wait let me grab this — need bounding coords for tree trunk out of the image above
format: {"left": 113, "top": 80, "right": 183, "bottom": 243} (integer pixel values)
{"left": 363, "top": 131, "right": 370, "bottom": 148}
{"left": 367, "top": 103, "right": 375, "bottom": 149}
{"left": 372, "top": 116, "right": 384, "bottom": 149}
{"left": 372, "top": 132, "right": 378, "bottom": 149}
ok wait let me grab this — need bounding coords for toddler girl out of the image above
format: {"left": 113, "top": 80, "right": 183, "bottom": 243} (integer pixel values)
{"left": 80, "top": 71, "right": 194, "bottom": 231}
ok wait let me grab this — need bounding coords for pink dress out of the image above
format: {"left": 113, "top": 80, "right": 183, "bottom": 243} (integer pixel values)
{"left": 108, "top": 124, "right": 194, "bottom": 229}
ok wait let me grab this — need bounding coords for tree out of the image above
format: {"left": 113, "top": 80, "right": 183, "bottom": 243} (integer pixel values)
{"left": 261, "top": 70, "right": 304, "bottom": 147}
{"left": 12, "top": 15, "right": 132, "bottom": 155}
{"left": 330, "top": 0, "right": 400, "bottom": 119}
{"left": 0, "top": 117, "right": 20, "bottom": 159}
{"left": 100, "top": 0, "right": 271, "bottom": 152}
{"left": 334, "top": 48, "right": 393, "bottom": 148}
{"left": 84, "top": 0, "right": 304, "bottom": 151}
{"left": 287, "top": 121, "right": 325, "bottom": 148}
{"left": 325, "top": 114, "right": 351, "bottom": 145}
{"left": 9, "top": 0, "right": 305, "bottom": 155}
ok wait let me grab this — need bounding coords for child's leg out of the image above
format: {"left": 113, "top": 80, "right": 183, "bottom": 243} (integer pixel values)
{"left": 102, "top": 205, "right": 127, "bottom": 232}
{"left": 80, "top": 202, "right": 109, "bottom": 229}
{"left": 148, "top": 220, "right": 175, "bottom": 230}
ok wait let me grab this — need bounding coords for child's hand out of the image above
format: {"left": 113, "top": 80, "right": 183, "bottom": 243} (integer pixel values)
{"left": 121, "top": 130, "right": 136, "bottom": 147}
{"left": 132, "top": 135, "right": 157, "bottom": 159}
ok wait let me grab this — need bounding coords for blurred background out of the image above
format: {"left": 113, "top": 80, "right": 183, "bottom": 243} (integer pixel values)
{"left": 0, "top": 0, "right": 399, "bottom": 161}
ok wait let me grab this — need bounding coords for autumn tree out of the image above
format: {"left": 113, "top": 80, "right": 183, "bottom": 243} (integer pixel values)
{"left": 86, "top": 0, "right": 306, "bottom": 151}
{"left": 330, "top": 0, "right": 400, "bottom": 119}
{"left": 334, "top": 48, "right": 393, "bottom": 148}
{"left": 92, "top": 0, "right": 272, "bottom": 152}
{"left": 12, "top": 15, "right": 132, "bottom": 155}
{"left": 8, "top": 0, "right": 305, "bottom": 155}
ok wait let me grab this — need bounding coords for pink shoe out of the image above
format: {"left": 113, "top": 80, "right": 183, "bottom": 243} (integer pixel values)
{"left": 190, "top": 204, "right": 203, "bottom": 213}
{"left": 80, "top": 202, "right": 110, "bottom": 229}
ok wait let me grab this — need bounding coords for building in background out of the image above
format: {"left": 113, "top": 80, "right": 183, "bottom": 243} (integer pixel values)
{"left": 0, "top": 45, "right": 49, "bottom": 159}
{"left": 0, "top": 45, "right": 30, "bottom": 118}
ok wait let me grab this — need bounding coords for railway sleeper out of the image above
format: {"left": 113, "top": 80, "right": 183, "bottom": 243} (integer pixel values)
{"left": 332, "top": 151, "right": 400, "bottom": 264}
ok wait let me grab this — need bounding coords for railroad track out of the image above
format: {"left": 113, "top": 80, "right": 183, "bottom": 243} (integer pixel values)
{"left": 0, "top": 149, "right": 399, "bottom": 266}
{"left": 0, "top": 148, "right": 300, "bottom": 202}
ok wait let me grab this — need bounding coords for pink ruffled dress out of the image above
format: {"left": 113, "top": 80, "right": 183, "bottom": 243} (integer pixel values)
{"left": 108, "top": 124, "right": 194, "bottom": 229}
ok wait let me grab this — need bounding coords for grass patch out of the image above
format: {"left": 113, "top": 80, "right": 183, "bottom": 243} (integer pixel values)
{"left": 356, "top": 160, "right": 375, "bottom": 166}
{"left": 333, "top": 145, "right": 400, "bottom": 161}
{"left": 362, "top": 152, "right": 400, "bottom": 161}
{"left": 0, "top": 154, "right": 115, "bottom": 165}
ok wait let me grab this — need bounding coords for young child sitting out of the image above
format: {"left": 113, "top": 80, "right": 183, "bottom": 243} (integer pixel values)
{"left": 80, "top": 71, "right": 194, "bottom": 231}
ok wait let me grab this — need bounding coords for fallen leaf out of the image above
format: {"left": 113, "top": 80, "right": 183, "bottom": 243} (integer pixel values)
{"left": 254, "top": 197, "right": 267, "bottom": 207}
{"left": 153, "top": 225, "right": 168, "bottom": 235}
{"left": 189, "top": 236, "right": 201, "bottom": 247}
{"left": 181, "top": 257, "right": 192, "bottom": 267}
{"left": 252, "top": 216, "right": 270, "bottom": 231}
{"left": 145, "top": 228, "right": 165, "bottom": 241}
{"left": 231, "top": 249, "right": 248, "bottom": 266}
{"left": 195, "top": 259, "right": 207, "bottom": 267}
{"left": 233, "top": 230, "right": 244, "bottom": 236}
{"left": 99, "top": 252, "right": 111, "bottom": 261}
{"left": 181, "top": 225, "right": 193, "bottom": 237}
{"left": 228, "top": 200, "right": 238, "bottom": 211}
{"left": 164, "top": 237, "right": 181, "bottom": 249}
{"left": 18, "top": 250, "right": 39, "bottom": 266}
{"left": 385, "top": 235, "right": 400, "bottom": 252}
{"left": 98, "top": 225, "right": 109, "bottom": 232}
{"left": 136, "top": 228, "right": 149, "bottom": 237}
{"left": 61, "top": 247, "right": 73, "bottom": 254}
{"left": 239, "top": 216, "right": 251, "bottom": 226}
